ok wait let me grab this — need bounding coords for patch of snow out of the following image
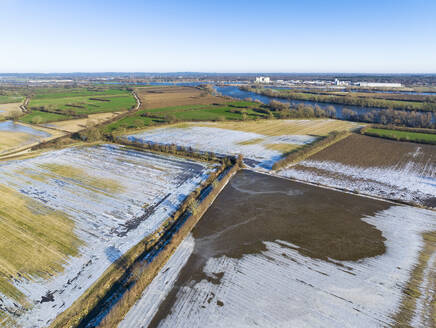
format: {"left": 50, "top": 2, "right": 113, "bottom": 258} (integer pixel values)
{"left": 127, "top": 126, "right": 317, "bottom": 170}
{"left": 119, "top": 235, "right": 195, "bottom": 328}
{"left": 140, "top": 206, "right": 435, "bottom": 328}
{"left": 411, "top": 251, "right": 436, "bottom": 327}
{"left": 279, "top": 160, "right": 436, "bottom": 206}
{"left": 0, "top": 144, "right": 212, "bottom": 327}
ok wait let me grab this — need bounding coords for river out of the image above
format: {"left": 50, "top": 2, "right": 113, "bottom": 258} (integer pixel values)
{"left": 215, "top": 85, "right": 436, "bottom": 121}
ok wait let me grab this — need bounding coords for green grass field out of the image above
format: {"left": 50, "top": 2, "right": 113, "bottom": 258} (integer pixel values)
{"left": 19, "top": 110, "right": 73, "bottom": 124}
{"left": 0, "top": 95, "right": 24, "bottom": 104}
{"left": 102, "top": 101, "right": 268, "bottom": 133}
{"left": 0, "top": 184, "right": 81, "bottom": 306}
{"left": 20, "top": 87, "right": 136, "bottom": 123}
{"left": 364, "top": 128, "right": 436, "bottom": 144}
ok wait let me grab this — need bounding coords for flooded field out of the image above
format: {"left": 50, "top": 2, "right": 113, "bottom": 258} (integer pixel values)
{"left": 126, "top": 120, "right": 355, "bottom": 169}
{"left": 279, "top": 134, "right": 436, "bottom": 208}
{"left": 0, "top": 144, "right": 213, "bottom": 327}
{"left": 121, "top": 170, "right": 436, "bottom": 328}
{"left": 0, "top": 120, "right": 55, "bottom": 154}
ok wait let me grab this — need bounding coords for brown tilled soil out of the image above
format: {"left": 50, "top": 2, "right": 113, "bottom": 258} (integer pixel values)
{"left": 308, "top": 134, "right": 436, "bottom": 168}
{"left": 148, "top": 170, "right": 391, "bottom": 327}
{"left": 135, "top": 86, "right": 229, "bottom": 109}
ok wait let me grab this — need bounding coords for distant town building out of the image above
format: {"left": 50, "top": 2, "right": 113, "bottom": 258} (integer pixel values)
{"left": 354, "top": 82, "right": 403, "bottom": 88}
{"left": 255, "top": 76, "right": 271, "bottom": 84}
{"left": 334, "top": 78, "right": 350, "bottom": 86}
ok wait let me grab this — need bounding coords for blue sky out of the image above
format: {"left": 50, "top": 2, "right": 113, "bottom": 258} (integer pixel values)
{"left": 1, "top": 0, "right": 435, "bottom": 73}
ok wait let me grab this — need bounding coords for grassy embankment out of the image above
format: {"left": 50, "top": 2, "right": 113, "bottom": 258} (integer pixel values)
{"left": 272, "top": 131, "right": 351, "bottom": 170}
{"left": 102, "top": 100, "right": 269, "bottom": 134}
{"left": 244, "top": 86, "right": 436, "bottom": 112}
{"left": 97, "top": 157, "right": 241, "bottom": 328}
{"left": 362, "top": 126, "right": 436, "bottom": 145}
{"left": 20, "top": 87, "right": 136, "bottom": 124}
{"left": 49, "top": 147, "right": 240, "bottom": 328}
{"left": 393, "top": 231, "right": 436, "bottom": 327}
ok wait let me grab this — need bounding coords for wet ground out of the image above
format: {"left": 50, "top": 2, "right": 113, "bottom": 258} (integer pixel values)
{"left": 119, "top": 170, "right": 436, "bottom": 327}
{"left": 0, "top": 120, "right": 51, "bottom": 137}
{"left": 145, "top": 170, "right": 414, "bottom": 327}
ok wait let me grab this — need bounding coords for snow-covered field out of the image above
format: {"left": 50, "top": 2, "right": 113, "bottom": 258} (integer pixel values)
{"left": 0, "top": 144, "right": 212, "bottom": 327}
{"left": 126, "top": 125, "right": 317, "bottom": 169}
{"left": 284, "top": 135, "right": 436, "bottom": 208}
{"left": 122, "top": 205, "right": 436, "bottom": 328}
{"left": 119, "top": 235, "right": 195, "bottom": 328}
{"left": 279, "top": 159, "right": 436, "bottom": 206}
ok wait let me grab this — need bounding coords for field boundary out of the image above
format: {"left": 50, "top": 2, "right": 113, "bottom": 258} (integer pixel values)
{"left": 49, "top": 149, "right": 240, "bottom": 328}
{"left": 361, "top": 125, "right": 436, "bottom": 145}
{"left": 272, "top": 131, "right": 351, "bottom": 170}
{"left": 97, "top": 160, "right": 240, "bottom": 328}
{"left": 392, "top": 231, "right": 436, "bottom": 327}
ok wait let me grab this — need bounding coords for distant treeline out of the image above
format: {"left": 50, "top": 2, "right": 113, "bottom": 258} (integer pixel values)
{"left": 265, "top": 100, "right": 435, "bottom": 129}
{"left": 241, "top": 86, "right": 436, "bottom": 112}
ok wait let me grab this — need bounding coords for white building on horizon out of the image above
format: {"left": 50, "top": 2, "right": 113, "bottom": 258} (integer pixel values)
{"left": 334, "top": 78, "right": 350, "bottom": 86}
{"left": 255, "top": 76, "right": 271, "bottom": 84}
{"left": 354, "top": 82, "right": 403, "bottom": 88}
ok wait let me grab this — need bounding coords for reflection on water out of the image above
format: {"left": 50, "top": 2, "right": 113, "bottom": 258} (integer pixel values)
{"left": 215, "top": 86, "right": 436, "bottom": 122}
{"left": 0, "top": 120, "right": 51, "bottom": 138}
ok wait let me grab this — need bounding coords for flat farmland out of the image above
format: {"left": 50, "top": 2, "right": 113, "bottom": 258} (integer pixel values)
{"left": 364, "top": 127, "right": 436, "bottom": 144}
{"left": 0, "top": 121, "right": 64, "bottom": 155}
{"left": 20, "top": 87, "right": 135, "bottom": 123}
{"left": 103, "top": 100, "right": 268, "bottom": 133}
{"left": 0, "top": 95, "right": 24, "bottom": 105}
{"left": 135, "top": 86, "right": 227, "bottom": 109}
{"left": 0, "top": 144, "right": 213, "bottom": 327}
{"left": 0, "top": 102, "right": 22, "bottom": 117}
{"left": 279, "top": 134, "right": 436, "bottom": 207}
{"left": 44, "top": 111, "right": 125, "bottom": 133}
{"left": 126, "top": 119, "right": 358, "bottom": 169}
{"left": 121, "top": 171, "right": 436, "bottom": 328}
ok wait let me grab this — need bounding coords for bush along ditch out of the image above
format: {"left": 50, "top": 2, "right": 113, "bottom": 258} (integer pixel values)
{"left": 50, "top": 146, "right": 243, "bottom": 328}
{"left": 272, "top": 130, "right": 350, "bottom": 170}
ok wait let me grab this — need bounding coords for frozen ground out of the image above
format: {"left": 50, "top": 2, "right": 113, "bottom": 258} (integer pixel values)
{"left": 127, "top": 126, "right": 317, "bottom": 169}
{"left": 119, "top": 235, "right": 195, "bottom": 328}
{"left": 127, "top": 205, "right": 436, "bottom": 328}
{"left": 0, "top": 144, "right": 212, "bottom": 327}
{"left": 279, "top": 159, "right": 436, "bottom": 207}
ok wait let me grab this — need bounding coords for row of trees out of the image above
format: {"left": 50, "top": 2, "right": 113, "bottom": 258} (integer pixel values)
{"left": 242, "top": 86, "right": 436, "bottom": 112}
{"left": 265, "top": 100, "right": 435, "bottom": 129}
{"left": 120, "top": 137, "right": 242, "bottom": 167}
{"left": 341, "top": 108, "right": 434, "bottom": 129}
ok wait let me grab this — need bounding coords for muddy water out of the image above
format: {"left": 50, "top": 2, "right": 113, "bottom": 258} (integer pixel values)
{"left": 148, "top": 170, "right": 391, "bottom": 327}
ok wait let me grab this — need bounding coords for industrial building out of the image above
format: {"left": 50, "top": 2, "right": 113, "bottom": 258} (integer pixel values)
{"left": 255, "top": 76, "right": 271, "bottom": 83}
{"left": 354, "top": 82, "right": 403, "bottom": 88}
